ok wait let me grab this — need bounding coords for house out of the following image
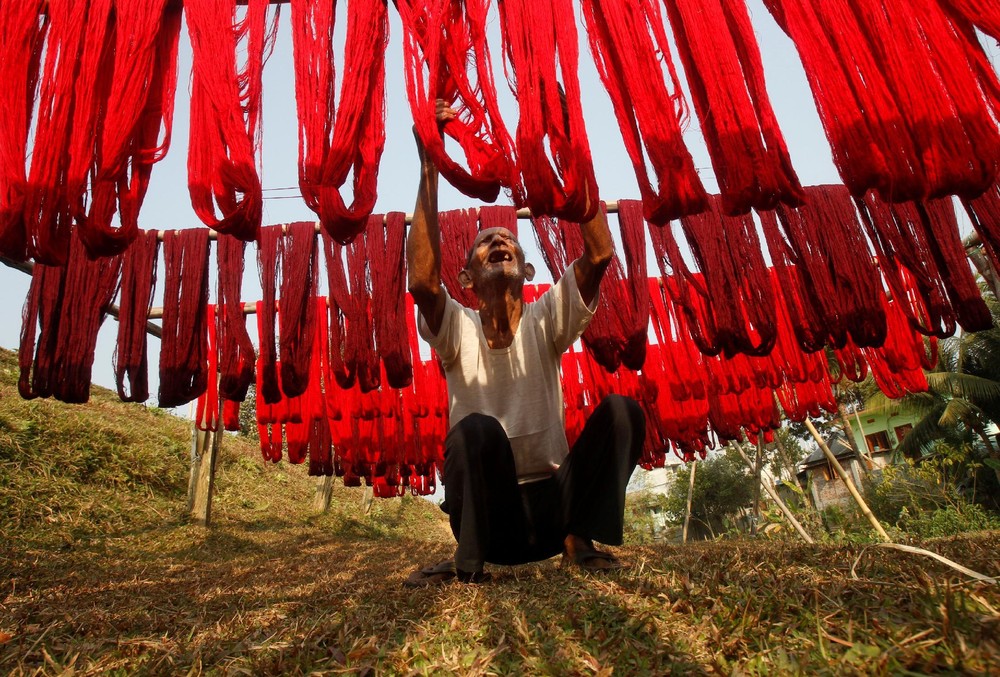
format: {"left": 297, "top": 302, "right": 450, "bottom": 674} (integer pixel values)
{"left": 797, "top": 406, "right": 922, "bottom": 511}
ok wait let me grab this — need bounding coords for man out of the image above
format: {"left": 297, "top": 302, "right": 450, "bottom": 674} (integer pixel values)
{"left": 404, "top": 104, "right": 645, "bottom": 586}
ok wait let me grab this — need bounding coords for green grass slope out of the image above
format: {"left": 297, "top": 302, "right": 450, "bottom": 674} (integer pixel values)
{"left": 1, "top": 346, "right": 999, "bottom": 674}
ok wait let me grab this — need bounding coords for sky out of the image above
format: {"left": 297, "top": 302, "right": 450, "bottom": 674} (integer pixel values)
{"left": 1, "top": 1, "right": 995, "bottom": 405}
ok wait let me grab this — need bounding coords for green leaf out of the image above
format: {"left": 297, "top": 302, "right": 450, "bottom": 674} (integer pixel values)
{"left": 984, "top": 458, "right": 1000, "bottom": 471}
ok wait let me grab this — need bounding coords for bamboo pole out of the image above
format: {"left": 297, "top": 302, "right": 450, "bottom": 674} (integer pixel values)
{"left": 682, "top": 460, "right": 697, "bottom": 544}
{"left": 313, "top": 475, "right": 334, "bottom": 513}
{"left": 752, "top": 437, "right": 763, "bottom": 535}
{"left": 803, "top": 419, "right": 890, "bottom": 542}
{"left": 732, "top": 442, "right": 815, "bottom": 544}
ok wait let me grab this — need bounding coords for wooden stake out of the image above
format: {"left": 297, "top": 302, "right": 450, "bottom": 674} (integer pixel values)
{"left": 313, "top": 475, "right": 334, "bottom": 513}
{"left": 682, "top": 460, "right": 697, "bottom": 544}
{"left": 733, "top": 442, "right": 815, "bottom": 544}
{"left": 752, "top": 437, "right": 763, "bottom": 535}
{"left": 803, "top": 418, "right": 890, "bottom": 542}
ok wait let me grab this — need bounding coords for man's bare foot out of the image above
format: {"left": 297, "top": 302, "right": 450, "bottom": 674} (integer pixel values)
{"left": 562, "top": 534, "right": 624, "bottom": 572}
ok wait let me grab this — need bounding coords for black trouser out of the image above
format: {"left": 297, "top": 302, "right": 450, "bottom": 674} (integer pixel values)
{"left": 441, "top": 394, "right": 645, "bottom": 573}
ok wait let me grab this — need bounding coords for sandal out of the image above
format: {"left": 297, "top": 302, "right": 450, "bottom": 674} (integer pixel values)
{"left": 562, "top": 545, "right": 625, "bottom": 573}
{"left": 403, "top": 559, "right": 491, "bottom": 588}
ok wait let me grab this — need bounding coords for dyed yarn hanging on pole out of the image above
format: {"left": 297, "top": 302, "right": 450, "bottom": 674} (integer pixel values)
{"left": 115, "top": 230, "right": 159, "bottom": 402}
{"left": 478, "top": 205, "right": 518, "bottom": 238}
{"left": 858, "top": 192, "right": 991, "bottom": 335}
{"left": 368, "top": 213, "right": 414, "bottom": 388}
{"left": 19, "top": 234, "right": 122, "bottom": 404}
{"left": 257, "top": 225, "right": 283, "bottom": 403}
{"left": 398, "top": 0, "right": 520, "bottom": 204}
{"left": 290, "top": 0, "right": 389, "bottom": 244}
{"left": 185, "top": 0, "right": 278, "bottom": 241}
{"left": 963, "top": 182, "right": 1000, "bottom": 275}
{"left": 77, "top": 0, "right": 181, "bottom": 258}
{"left": 216, "top": 234, "right": 255, "bottom": 402}
{"left": 580, "top": 0, "right": 707, "bottom": 224}
{"left": 941, "top": 0, "right": 1000, "bottom": 42}
{"left": 438, "top": 208, "right": 480, "bottom": 308}
{"left": 762, "top": 0, "right": 1000, "bottom": 202}
{"left": 497, "top": 0, "right": 599, "bottom": 222}
{"left": 0, "top": 1, "right": 48, "bottom": 262}
{"left": 279, "top": 222, "right": 320, "bottom": 398}
{"left": 759, "top": 185, "right": 886, "bottom": 351}
{"left": 322, "top": 228, "right": 355, "bottom": 389}
{"left": 663, "top": 0, "right": 803, "bottom": 215}
{"left": 159, "top": 228, "right": 211, "bottom": 408}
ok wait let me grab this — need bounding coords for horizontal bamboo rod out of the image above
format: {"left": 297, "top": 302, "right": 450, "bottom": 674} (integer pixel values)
{"left": 155, "top": 201, "right": 623, "bottom": 242}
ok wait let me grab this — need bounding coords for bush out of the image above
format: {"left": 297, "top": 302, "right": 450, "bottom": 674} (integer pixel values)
{"left": 898, "top": 503, "right": 1000, "bottom": 539}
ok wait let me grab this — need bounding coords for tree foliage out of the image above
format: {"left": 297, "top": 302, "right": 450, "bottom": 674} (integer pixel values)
{"left": 663, "top": 449, "right": 755, "bottom": 537}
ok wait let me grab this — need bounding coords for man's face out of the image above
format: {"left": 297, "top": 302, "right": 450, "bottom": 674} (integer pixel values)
{"left": 463, "top": 227, "right": 530, "bottom": 289}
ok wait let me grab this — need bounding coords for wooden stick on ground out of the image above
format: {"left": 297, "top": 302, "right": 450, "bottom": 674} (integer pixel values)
{"left": 732, "top": 441, "right": 815, "bottom": 544}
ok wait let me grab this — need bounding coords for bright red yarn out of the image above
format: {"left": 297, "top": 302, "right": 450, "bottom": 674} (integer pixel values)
{"left": 398, "top": 0, "right": 520, "bottom": 205}
{"left": 216, "top": 234, "right": 255, "bottom": 402}
{"left": 663, "top": 0, "right": 803, "bottom": 215}
{"left": 290, "top": 0, "right": 389, "bottom": 244}
{"left": 497, "top": 0, "right": 599, "bottom": 222}
{"left": 185, "top": 0, "right": 278, "bottom": 241}
{"left": 942, "top": 0, "right": 1000, "bottom": 42}
{"left": 580, "top": 0, "right": 707, "bottom": 225}
{"left": 278, "top": 222, "right": 320, "bottom": 398}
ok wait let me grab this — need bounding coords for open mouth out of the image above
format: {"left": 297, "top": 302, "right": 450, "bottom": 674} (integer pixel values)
{"left": 487, "top": 250, "right": 514, "bottom": 264}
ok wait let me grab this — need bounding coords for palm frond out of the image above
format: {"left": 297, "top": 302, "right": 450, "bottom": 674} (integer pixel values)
{"left": 937, "top": 397, "right": 977, "bottom": 427}
{"left": 897, "top": 402, "right": 948, "bottom": 459}
{"left": 864, "top": 390, "right": 941, "bottom": 418}
{"left": 925, "top": 372, "right": 1000, "bottom": 406}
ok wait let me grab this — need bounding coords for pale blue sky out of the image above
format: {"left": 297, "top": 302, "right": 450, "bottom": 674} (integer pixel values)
{"left": 2, "top": 1, "right": 993, "bottom": 400}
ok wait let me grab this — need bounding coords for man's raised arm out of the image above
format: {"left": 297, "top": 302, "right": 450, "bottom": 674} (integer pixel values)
{"left": 573, "top": 202, "right": 614, "bottom": 308}
{"left": 406, "top": 128, "right": 447, "bottom": 335}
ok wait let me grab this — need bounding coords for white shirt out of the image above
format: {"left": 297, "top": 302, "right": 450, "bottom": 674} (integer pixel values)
{"left": 419, "top": 263, "right": 598, "bottom": 481}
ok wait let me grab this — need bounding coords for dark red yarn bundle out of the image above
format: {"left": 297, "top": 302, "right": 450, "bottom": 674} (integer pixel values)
{"left": 278, "top": 222, "right": 319, "bottom": 399}
{"left": 256, "top": 225, "right": 283, "bottom": 404}
{"left": 963, "top": 182, "right": 1000, "bottom": 274}
{"left": 186, "top": 0, "right": 278, "bottom": 241}
{"left": 397, "top": 0, "right": 520, "bottom": 205}
{"left": 580, "top": 0, "right": 706, "bottom": 225}
{"left": 216, "top": 234, "right": 255, "bottom": 402}
{"left": 762, "top": 0, "right": 1000, "bottom": 202}
{"left": 759, "top": 185, "right": 885, "bottom": 351}
{"left": 321, "top": 229, "right": 355, "bottom": 389}
{"left": 478, "top": 205, "right": 518, "bottom": 238}
{"left": 158, "top": 229, "right": 211, "bottom": 408}
{"left": 291, "top": 0, "right": 389, "bottom": 244}
{"left": 858, "top": 192, "right": 991, "bottom": 336}
{"left": 114, "top": 229, "right": 159, "bottom": 402}
{"left": 368, "top": 213, "right": 414, "bottom": 389}
{"left": 438, "top": 208, "right": 480, "bottom": 308}
{"left": 663, "top": 0, "right": 803, "bottom": 215}
{"left": 497, "top": 0, "right": 599, "bottom": 223}
{"left": 19, "top": 234, "right": 122, "bottom": 404}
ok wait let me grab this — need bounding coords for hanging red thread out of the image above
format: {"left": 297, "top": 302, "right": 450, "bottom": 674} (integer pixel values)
{"left": 115, "top": 229, "right": 159, "bottom": 402}
{"left": 279, "top": 222, "right": 320, "bottom": 398}
{"left": 322, "top": 229, "right": 356, "bottom": 389}
{"left": 291, "top": 0, "right": 389, "bottom": 243}
{"left": 941, "top": 1, "right": 1000, "bottom": 42}
{"left": 397, "top": 0, "right": 521, "bottom": 204}
{"left": 216, "top": 234, "right": 255, "bottom": 402}
{"left": 580, "top": 0, "right": 707, "bottom": 224}
{"left": 19, "top": 233, "right": 122, "bottom": 403}
{"left": 663, "top": 0, "right": 804, "bottom": 215}
{"left": 497, "top": 0, "right": 599, "bottom": 222}
{"left": 762, "top": 0, "right": 1000, "bottom": 201}
{"left": 186, "top": 0, "right": 278, "bottom": 240}
{"left": 438, "top": 207, "right": 481, "bottom": 308}
{"left": 478, "top": 204, "right": 518, "bottom": 238}
{"left": 0, "top": 1, "right": 48, "bottom": 262}
{"left": 963, "top": 182, "right": 1000, "bottom": 275}
{"left": 77, "top": 0, "right": 181, "bottom": 258}
{"left": 759, "top": 185, "right": 886, "bottom": 350}
{"left": 256, "top": 225, "right": 283, "bottom": 404}
{"left": 369, "top": 213, "right": 414, "bottom": 388}
{"left": 195, "top": 304, "right": 220, "bottom": 432}
{"left": 159, "top": 228, "right": 211, "bottom": 408}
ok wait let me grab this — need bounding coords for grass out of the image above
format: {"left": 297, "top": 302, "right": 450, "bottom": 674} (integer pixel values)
{"left": 1, "top": 347, "right": 998, "bottom": 674}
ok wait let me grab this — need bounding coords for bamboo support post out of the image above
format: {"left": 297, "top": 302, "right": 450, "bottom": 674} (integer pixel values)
{"left": 803, "top": 419, "right": 890, "bottom": 542}
{"left": 682, "top": 460, "right": 697, "bottom": 544}
{"left": 313, "top": 475, "right": 334, "bottom": 513}
{"left": 752, "top": 437, "right": 763, "bottom": 535}
{"left": 189, "top": 423, "right": 221, "bottom": 527}
{"left": 733, "top": 441, "right": 815, "bottom": 544}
